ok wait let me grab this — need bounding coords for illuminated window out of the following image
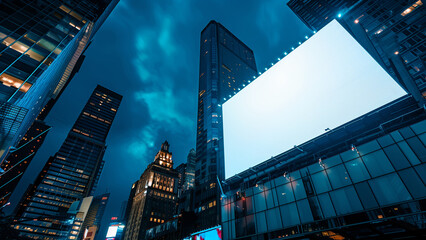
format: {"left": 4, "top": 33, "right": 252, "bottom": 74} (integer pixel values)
{"left": 401, "top": 0, "right": 423, "bottom": 16}
{"left": 0, "top": 73, "right": 32, "bottom": 92}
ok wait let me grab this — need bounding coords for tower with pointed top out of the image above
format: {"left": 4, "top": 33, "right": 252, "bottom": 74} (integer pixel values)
{"left": 124, "top": 141, "right": 179, "bottom": 240}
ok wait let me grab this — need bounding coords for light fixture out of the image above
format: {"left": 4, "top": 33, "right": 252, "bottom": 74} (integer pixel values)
{"left": 338, "top": 13, "right": 342, "bottom": 18}
{"left": 278, "top": 58, "right": 281, "bottom": 60}
{"left": 271, "top": 63, "right": 274, "bottom": 66}
{"left": 354, "top": 19, "right": 359, "bottom": 24}
{"left": 298, "top": 42, "right": 301, "bottom": 45}
{"left": 305, "top": 36, "right": 308, "bottom": 39}
{"left": 291, "top": 47, "right": 295, "bottom": 50}
{"left": 264, "top": 67, "right": 268, "bottom": 71}
{"left": 284, "top": 52, "right": 288, "bottom": 55}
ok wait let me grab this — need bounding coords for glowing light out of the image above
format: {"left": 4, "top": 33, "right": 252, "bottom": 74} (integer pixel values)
{"left": 298, "top": 42, "right": 301, "bottom": 45}
{"left": 338, "top": 13, "right": 342, "bottom": 18}
{"left": 305, "top": 36, "right": 309, "bottom": 39}
{"left": 284, "top": 52, "right": 288, "bottom": 55}
{"left": 264, "top": 67, "right": 268, "bottom": 71}
{"left": 291, "top": 47, "right": 295, "bottom": 50}
{"left": 354, "top": 19, "right": 359, "bottom": 24}
{"left": 394, "top": 51, "right": 399, "bottom": 55}
{"left": 278, "top": 58, "right": 281, "bottom": 60}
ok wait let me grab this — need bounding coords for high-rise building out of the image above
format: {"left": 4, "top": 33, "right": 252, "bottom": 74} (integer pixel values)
{"left": 0, "top": 51, "right": 86, "bottom": 207}
{"left": 0, "top": 119, "right": 50, "bottom": 206}
{"left": 287, "top": 0, "right": 425, "bottom": 104}
{"left": 12, "top": 85, "right": 122, "bottom": 239}
{"left": 0, "top": 0, "right": 119, "bottom": 161}
{"left": 124, "top": 141, "right": 179, "bottom": 240}
{"left": 78, "top": 193, "right": 110, "bottom": 240}
{"left": 194, "top": 20, "right": 257, "bottom": 230}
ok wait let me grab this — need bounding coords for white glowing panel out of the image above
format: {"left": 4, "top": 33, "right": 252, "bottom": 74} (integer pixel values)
{"left": 106, "top": 226, "right": 118, "bottom": 238}
{"left": 223, "top": 20, "right": 406, "bottom": 179}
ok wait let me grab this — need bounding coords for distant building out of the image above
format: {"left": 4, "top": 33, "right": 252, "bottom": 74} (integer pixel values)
{"left": 124, "top": 141, "right": 179, "bottom": 240}
{"left": 13, "top": 85, "right": 122, "bottom": 239}
{"left": 183, "top": 149, "right": 196, "bottom": 191}
{"left": 195, "top": 20, "right": 257, "bottom": 231}
{"left": 105, "top": 217, "right": 125, "bottom": 240}
{"left": 78, "top": 193, "right": 110, "bottom": 240}
{"left": 287, "top": 0, "right": 426, "bottom": 104}
{"left": 176, "top": 163, "right": 187, "bottom": 198}
{"left": 67, "top": 196, "right": 94, "bottom": 240}
{"left": 0, "top": 0, "right": 119, "bottom": 161}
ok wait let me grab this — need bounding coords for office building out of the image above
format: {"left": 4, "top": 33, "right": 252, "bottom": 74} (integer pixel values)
{"left": 0, "top": 51, "right": 86, "bottom": 207}
{"left": 67, "top": 196, "right": 94, "bottom": 240}
{"left": 12, "top": 85, "right": 122, "bottom": 239}
{"left": 0, "top": 119, "right": 50, "bottom": 206}
{"left": 78, "top": 193, "right": 110, "bottom": 240}
{"left": 0, "top": 0, "right": 119, "bottom": 162}
{"left": 195, "top": 20, "right": 257, "bottom": 230}
{"left": 221, "top": 95, "right": 426, "bottom": 239}
{"left": 124, "top": 141, "right": 179, "bottom": 240}
{"left": 287, "top": 0, "right": 426, "bottom": 104}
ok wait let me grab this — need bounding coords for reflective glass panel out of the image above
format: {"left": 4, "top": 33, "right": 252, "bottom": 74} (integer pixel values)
{"left": 399, "top": 168, "right": 426, "bottom": 198}
{"left": 276, "top": 183, "right": 294, "bottom": 205}
{"left": 297, "top": 199, "right": 314, "bottom": 223}
{"left": 362, "top": 150, "right": 394, "bottom": 177}
{"left": 318, "top": 193, "right": 336, "bottom": 218}
{"left": 266, "top": 208, "right": 283, "bottom": 231}
{"left": 369, "top": 173, "right": 411, "bottom": 206}
{"left": 280, "top": 203, "right": 300, "bottom": 227}
{"left": 345, "top": 158, "right": 370, "bottom": 183}
{"left": 311, "top": 170, "right": 332, "bottom": 194}
{"left": 383, "top": 145, "right": 411, "bottom": 170}
{"left": 326, "top": 164, "right": 351, "bottom": 189}
{"left": 329, "top": 186, "right": 363, "bottom": 215}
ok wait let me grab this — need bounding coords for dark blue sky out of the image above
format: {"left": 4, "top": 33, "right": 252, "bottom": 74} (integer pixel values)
{"left": 10, "top": 0, "right": 310, "bottom": 238}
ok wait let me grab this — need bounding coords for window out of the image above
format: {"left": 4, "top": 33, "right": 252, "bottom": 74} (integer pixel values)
{"left": 345, "top": 158, "right": 370, "bottom": 183}
{"left": 318, "top": 193, "right": 336, "bottom": 218}
{"left": 329, "top": 186, "right": 363, "bottom": 215}
{"left": 354, "top": 182, "right": 378, "bottom": 209}
{"left": 377, "top": 135, "right": 395, "bottom": 147}
{"left": 0, "top": 73, "right": 32, "bottom": 92}
{"left": 369, "top": 173, "right": 411, "bottom": 206}
{"left": 297, "top": 199, "right": 314, "bottom": 223}
{"left": 406, "top": 137, "right": 426, "bottom": 163}
{"left": 326, "top": 164, "right": 351, "bottom": 189}
{"left": 414, "top": 164, "right": 426, "bottom": 184}
{"left": 276, "top": 183, "right": 294, "bottom": 205}
{"left": 383, "top": 145, "right": 411, "bottom": 170}
{"left": 293, "top": 179, "right": 307, "bottom": 200}
{"left": 256, "top": 211, "right": 267, "bottom": 233}
{"left": 362, "top": 150, "right": 394, "bottom": 177}
{"left": 398, "top": 142, "right": 421, "bottom": 165}
{"left": 311, "top": 171, "right": 332, "bottom": 194}
{"left": 399, "top": 168, "right": 426, "bottom": 199}
{"left": 280, "top": 203, "right": 300, "bottom": 227}
{"left": 266, "top": 208, "right": 283, "bottom": 231}
{"left": 254, "top": 192, "right": 266, "bottom": 212}
{"left": 357, "top": 140, "right": 381, "bottom": 155}
{"left": 265, "top": 190, "right": 276, "bottom": 209}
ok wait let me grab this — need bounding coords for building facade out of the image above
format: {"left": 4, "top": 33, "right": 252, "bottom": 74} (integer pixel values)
{"left": 78, "top": 193, "right": 110, "bottom": 240}
{"left": 287, "top": 0, "right": 426, "bottom": 104}
{"left": 0, "top": 0, "right": 119, "bottom": 161}
{"left": 12, "top": 85, "right": 122, "bottom": 239}
{"left": 221, "top": 95, "right": 426, "bottom": 239}
{"left": 195, "top": 20, "right": 257, "bottom": 230}
{"left": 0, "top": 49, "right": 87, "bottom": 207}
{"left": 124, "top": 141, "right": 179, "bottom": 240}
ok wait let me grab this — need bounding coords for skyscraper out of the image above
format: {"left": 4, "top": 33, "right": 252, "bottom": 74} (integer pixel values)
{"left": 195, "top": 20, "right": 257, "bottom": 230}
{"left": 13, "top": 85, "right": 122, "bottom": 239}
{"left": 0, "top": 51, "right": 86, "bottom": 207}
{"left": 287, "top": 0, "right": 425, "bottom": 104}
{"left": 0, "top": 0, "right": 119, "bottom": 162}
{"left": 124, "top": 141, "right": 179, "bottom": 240}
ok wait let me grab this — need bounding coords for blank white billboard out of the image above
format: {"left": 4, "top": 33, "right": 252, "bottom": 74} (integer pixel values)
{"left": 223, "top": 20, "right": 406, "bottom": 179}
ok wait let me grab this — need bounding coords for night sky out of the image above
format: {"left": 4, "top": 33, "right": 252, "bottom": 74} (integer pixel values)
{"left": 8, "top": 0, "right": 310, "bottom": 238}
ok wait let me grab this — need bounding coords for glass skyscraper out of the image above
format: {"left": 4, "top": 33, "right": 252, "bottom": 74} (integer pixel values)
{"left": 0, "top": 0, "right": 119, "bottom": 162}
{"left": 287, "top": 0, "right": 425, "bottom": 104}
{"left": 195, "top": 20, "right": 257, "bottom": 230}
{"left": 13, "top": 85, "right": 122, "bottom": 239}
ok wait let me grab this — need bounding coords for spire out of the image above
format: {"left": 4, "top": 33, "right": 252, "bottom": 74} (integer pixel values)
{"left": 161, "top": 140, "right": 169, "bottom": 152}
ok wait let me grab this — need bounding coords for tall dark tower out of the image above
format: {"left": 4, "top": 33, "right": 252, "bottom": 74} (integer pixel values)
{"left": 13, "top": 85, "right": 122, "bottom": 239}
{"left": 195, "top": 21, "right": 257, "bottom": 229}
